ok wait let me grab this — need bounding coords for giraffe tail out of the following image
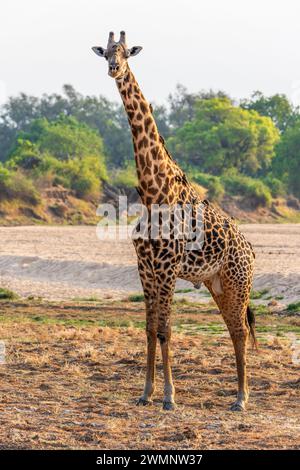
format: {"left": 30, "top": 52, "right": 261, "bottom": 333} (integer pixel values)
{"left": 247, "top": 305, "right": 258, "bottom": 350}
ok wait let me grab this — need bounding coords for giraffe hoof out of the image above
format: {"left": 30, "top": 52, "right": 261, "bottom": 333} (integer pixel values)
{"left": 136, "top": 397, "right": 153, "bottom": 406}
{"left": 230, "top": 401, "right": 246, "bottom": 412}
{"left": 163, "top": 401, "right": 176, "bottom": 411}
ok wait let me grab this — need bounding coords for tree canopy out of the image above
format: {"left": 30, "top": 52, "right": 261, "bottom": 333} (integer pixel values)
{"left": 167, "top": 97, "right": 279, "bottom": 176}
{"left": 240, "top": 91, "right": 299, "bottom": 132}
{"left": 273, "top": 122, "right": 300, "bottom": 197}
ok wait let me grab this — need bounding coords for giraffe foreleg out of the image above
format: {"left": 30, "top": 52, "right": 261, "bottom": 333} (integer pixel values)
{"left": 156, "top": 272, "right": 178, "bottom": 411}
{"left": 136, "top": 257, "right": 158, "bottom": 406}
{"left": 137, "top": 328, "right": 157, "bottom": 405}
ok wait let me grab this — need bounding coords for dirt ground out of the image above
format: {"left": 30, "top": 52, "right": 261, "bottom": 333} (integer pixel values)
{"left": 0, "top": 299, "right": 299, "bottom": 450}
{"left": 0, "top": 224, "right": 300, "bottom": 304}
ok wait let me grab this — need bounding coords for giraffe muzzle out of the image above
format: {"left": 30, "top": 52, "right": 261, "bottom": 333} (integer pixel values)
{"left": 109, "top": 64, "right": 120, "bottom": 77}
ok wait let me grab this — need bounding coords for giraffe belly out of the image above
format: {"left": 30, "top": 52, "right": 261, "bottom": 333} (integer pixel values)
{"left": 178, "top": 251, "right": 224, "bottom": 286}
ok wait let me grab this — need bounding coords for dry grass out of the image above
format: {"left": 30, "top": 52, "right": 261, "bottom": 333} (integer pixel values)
{"left": 0, "top": 299, "right": 299, "bottom": 450}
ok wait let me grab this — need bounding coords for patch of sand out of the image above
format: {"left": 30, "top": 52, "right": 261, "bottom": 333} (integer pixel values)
{"left": 0, "top": 224, "right": 299, "bottom": 304}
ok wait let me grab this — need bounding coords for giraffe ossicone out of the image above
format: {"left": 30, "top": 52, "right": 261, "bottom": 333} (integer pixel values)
{"left": 92, "top": 31, "right": 256, "bottom": 412}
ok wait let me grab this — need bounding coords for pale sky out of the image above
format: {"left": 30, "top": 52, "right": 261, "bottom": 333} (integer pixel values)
{"left": 1, "top": 0, "right": 300, "bottom": 106}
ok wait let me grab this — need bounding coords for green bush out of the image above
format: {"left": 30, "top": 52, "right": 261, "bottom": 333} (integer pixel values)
{"left": 0, "top": 165, "right": 40, "bottom": 205}
{"left": 7, "top": 140, "right": 42, "bottom": 170}
{"left": 7, "top": 116, "right": 108, "bottom": 201}
{"left": 287, "top": 301, "right": 300, "bottom": 313}
{"left": 0, "top": 287, "right": 19, "bottom": 300}
{"left": 111, "top": 165, "right": 137, "bottom": 188}
{"left": 128, "top": 294, "right": 145, "bottom": 302}
{"left": 207, "top": 177, "right": 225, "bottom": 202}
{"left": 10, "top": 173, "right": 41, "bottom": 205}
{"left": 263, "top": 175, "right": 286, "bottom": 197}
{"left": 189, "top": 171, "right": 225, "bottom": 202}
{"left": 190, "top": 171, "right": 212, "bottom": 188}
{"left": 32, "top": 154, "right": 102, "bottom": 200}
{"left": 221, "top": 171, "right": 272, "bottom": 207}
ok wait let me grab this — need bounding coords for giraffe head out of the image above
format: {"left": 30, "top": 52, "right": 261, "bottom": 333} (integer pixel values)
{"left": 92, "top": 31, "right": 142, "bottom": 79}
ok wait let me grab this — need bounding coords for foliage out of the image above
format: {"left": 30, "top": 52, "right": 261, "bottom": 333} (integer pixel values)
{"left": 241, "top": 91, "right": 298, "bottom": 132}
{"left": 31, "top": 154, "right": 104, "bottom": 200}
{"left": 10, "top": 115, "right": 106, "bottom": 166}
{"left": 0, "top": 163, "right": 40, "bottom": 205}
{"left": 0, "top": 287, "right": 19, "bottom": 300}
{"left": 127, "top": 294, "right": 145, "bottom": 302}
{"left": 287, "top": 301, "right": 300, "bottom": 313}
{"left": 190, "top": 171, "right": 225, "bottom": 202}
{"left": 263, "top": 175, "right": 286, "bottom": 197}
{"left": 168, "top": 97, "right": 279, "bottom": 176}
{"left": 0, "top": 85, "right": 299, "bottom": 211}
{"left": 273, "top": 122, "right": 300, "bottom": 198}
{"left": 110, "top": 164, "right": 137, "bottom": 188}
{"left": 221, "top": 171, "right": 272, "bottom": 207}
{"left": 6, "top": 115, "right": 107, "bottom": 201}
{"left": 0, "top": 86, "right": 131, "bottom": 168}
{"left": 190, "top": 169, "right": 272, "bottom": 207}
{"left": 168, "top": 84, "right": 230, "bottom": 129}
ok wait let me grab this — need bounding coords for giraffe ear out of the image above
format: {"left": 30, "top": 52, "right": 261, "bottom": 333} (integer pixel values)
{"left": 92, "top": 46, "right": 107, "bottom": 58}
{"left": 128, "top": 46, "right": 143, "bottom": 57}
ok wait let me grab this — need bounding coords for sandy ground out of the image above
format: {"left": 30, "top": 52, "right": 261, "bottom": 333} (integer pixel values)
{"left": 0, "top": 224, "right": 299, "bottom": 304}
{"left": 0, "top": 299, "right": 299, "bottom": 450}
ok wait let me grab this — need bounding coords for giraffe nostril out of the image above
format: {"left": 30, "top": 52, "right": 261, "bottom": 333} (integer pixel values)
{"left": 109, "top": 64, "right": 119, "bottom": 72}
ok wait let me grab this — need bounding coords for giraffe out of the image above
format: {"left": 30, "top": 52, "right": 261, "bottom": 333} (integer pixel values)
{"left": 92, "top": 31, "right": 256, "bottom": 411}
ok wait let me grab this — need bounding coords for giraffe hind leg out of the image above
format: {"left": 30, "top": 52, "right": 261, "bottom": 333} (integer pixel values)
{"left": 205, "top": 277, "right": 252, "bottom": 411}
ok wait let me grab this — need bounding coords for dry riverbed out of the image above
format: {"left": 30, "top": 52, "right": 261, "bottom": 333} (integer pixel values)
{"left": 0, "top": 224, "right": 299, "bottom": 306}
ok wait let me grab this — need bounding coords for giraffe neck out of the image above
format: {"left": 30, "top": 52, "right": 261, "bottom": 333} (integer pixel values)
{"left": 116, "top": 66, "right": 197, "bottom": 207}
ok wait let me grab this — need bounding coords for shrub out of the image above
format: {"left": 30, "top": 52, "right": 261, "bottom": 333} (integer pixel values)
{"left": 189, "top": 171, "right": 225, "bottom": 202}
{"left": 189, "top": 171, "right": 212, "bottom": 188}
{"left": 287, "top": 301, "right": 300, "bottom": 313}
{"left": 32, "top": 154, "right": 102, "bottom": 200}
{"left": 8, "top": 140, "right": 42, "bottom": 170}
{"left": 263, "top": 175, "right": 286, "bottom": 197}
{"left": 221, "top": 171, "right": 272, "bottom": 207}
{"left": 0, "top": 165, "right": 40, "bottom": 205}
{"left": 128, "top": 294, "right": 145, "bottom": 302}
{"left": 10, "top": 173, "right": 41, "bottom": 205}
{"left": 207, "top": 177, "right": 225, "bottom": 202}
{"left": 111, "top": 165, "right": 137, "bottom": 188}
{"left": 0, "top": 287, "right": 19, "bottom": 300}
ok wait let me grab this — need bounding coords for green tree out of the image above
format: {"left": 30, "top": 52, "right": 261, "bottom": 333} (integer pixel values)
{"left": 168, "top": 84, "right": 230, "bottom": 129}
{"left": 7, "top": 116, "right": 107, "bottom": 200}
{"left": 10, "top": 115, "right": 106, "bottom": 171}
{"left": 241, "top": 91, "right": 298, "bottom": 132}
{"left": 273, "top": 123, "right": 300, "bottom": 197}
{"left": 0, "top": 86, "right": 132, "bottom": 168}
{"left": 168, "top": 97, "right": 279, "bottom": 176}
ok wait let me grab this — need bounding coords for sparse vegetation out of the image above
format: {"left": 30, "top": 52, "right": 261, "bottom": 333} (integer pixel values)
{"left": 250, "top": 303, "right": 270, "bottom": 315}
{"left": 127, "top": 294, "right": 145, "bottom": 302}
{"left": 174, "top": 288, "right": 194, "bottom": 294}
{"left": 287, "top": 301, "right": 300, "bottom": 313}
{"left": 0, "top": 287, "right": 18, "bottom": 300}
{"left": 0, "top": 298, "right": 298, "bottom": 449}
{"left": 250, "top": 289, "right": 269, "bottom": 300}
